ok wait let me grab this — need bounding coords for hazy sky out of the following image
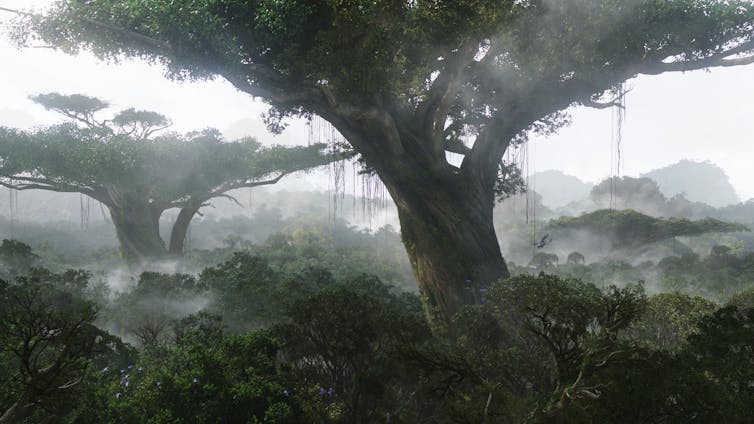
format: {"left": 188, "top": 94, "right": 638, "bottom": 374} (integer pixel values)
{"left": 2, "top": 0, "right": 754, "bottom": 200}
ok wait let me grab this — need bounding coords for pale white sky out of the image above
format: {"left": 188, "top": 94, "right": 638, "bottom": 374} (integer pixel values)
{"left": 2, "top": 1, "right": 754, "bottom": 199}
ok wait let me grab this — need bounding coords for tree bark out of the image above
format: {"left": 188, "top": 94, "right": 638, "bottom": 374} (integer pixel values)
{"left": 106, "top": 191, "right": 166, "bottom": 262}
{"left": 168, "top": 202, "right": 202, "bottom": 256}
{"left": 380, "top": 163, "right": 509, "bottom": 331}
{"left": 317, "top": 109, "right": 513, "bottom": 331}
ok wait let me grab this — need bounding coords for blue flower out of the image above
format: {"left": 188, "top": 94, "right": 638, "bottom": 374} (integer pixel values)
{"left": 464, "top": 279, "right": 472, "bottom": 284}
{"left": 137, "top": 366, "right": 144, "bottom": 372}
{"left": 327, "top": 387, "right": 334, "bottom": 396}
{"left": 120, "top": 369, "right": 125, "bottom": 374}
{"left": 319, "top": 387, "right": 325, "bottom": 396}
{"left": 156, "top": 381, "right": 162, "bottom": 387}
{"left": 101, "top": 366, "right": 109, "bottom": 373}
{"left": 480, "top": 297, "right": 487, "bottom": 303}
{"left": 479, "top": 288, "right": 488, "bottom": 293}
{"left": 115, "top": 392, "right": 121, "bottom": 399}
{"left": 283, "top": 390, "right": 289, "bottom": 397}
{"left": 193, "top": 378, "right": 198, "bottom": 384}
{"left": 127, "top": 365, "right": 133, "bottom": 369}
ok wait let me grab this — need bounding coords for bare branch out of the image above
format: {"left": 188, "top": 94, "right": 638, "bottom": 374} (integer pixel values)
{"left": 0, "top": 6, "right": 34, "bottom": 17}
{"left": 141, "top": 124, "right": 171, "bottom": 140}
{"left": 212, "top": 173, "right": 288, "bottom": 195}
{"left": 0, "top": 177, "right": 108, "bottom": 204}
{"left": 213, "top": 193, "right": 243, "bottom": 208}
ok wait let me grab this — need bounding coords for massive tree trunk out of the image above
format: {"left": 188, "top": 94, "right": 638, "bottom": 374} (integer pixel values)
{"left": 106, "top": 190, "right": 166, "bottom": 262}
{"left": 168, "top": 202, "right": 202, "bottom": 256}
{"left": 382, "top": 166, "right": 509, "bottom": 330}
{"left": 318, "top": 109, "right": 517, "bottom": 331}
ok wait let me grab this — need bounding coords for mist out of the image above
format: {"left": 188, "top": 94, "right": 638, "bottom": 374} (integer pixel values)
{"left": 3, "top": 1, "right": 754, "bottom": 422}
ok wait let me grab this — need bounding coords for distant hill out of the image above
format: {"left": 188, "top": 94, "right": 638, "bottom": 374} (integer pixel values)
{"left": 642, "top": 160, "right": 739, "bottom": 207}
{"left": 527, "top": 170, "right": 593, "bottom": 209}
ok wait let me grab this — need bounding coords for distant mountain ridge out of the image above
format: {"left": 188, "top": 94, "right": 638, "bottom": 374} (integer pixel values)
{"left": 528, "top": 161, "right": 739, "bottom": 212}
{"left": 527, "top": 170, "right": 593, "bottom": 209}
{"left": 641, "top": 160, "right": 739, "bottom": 207}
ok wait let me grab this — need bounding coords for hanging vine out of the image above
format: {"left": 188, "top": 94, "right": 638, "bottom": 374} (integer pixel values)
{"left": 307, "top": 115, "right": 385, "bottom": 228}
{"left": 609, "top": 83, "right": 627, "bottom": 212}
{"left": 8, "top": 186, "right": 18, "bottom": 238}
{"left": 80, "top": 193, "right": 91, "bottom": 230}
{"left": 607, "top": 83, "right": 628, "bottom": 265}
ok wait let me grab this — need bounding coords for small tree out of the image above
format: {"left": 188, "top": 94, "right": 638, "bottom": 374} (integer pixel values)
{"left": 0, "top": 93, "right": 340, "bottom": 261}
{"left": 0, "top": 277, "right": 106, "bottom": 423}
{"left": 0, "top": 239, "right": 38, "bottom": 279}
{"left": 625, "top": 292, "right": 717, "bottom": 351}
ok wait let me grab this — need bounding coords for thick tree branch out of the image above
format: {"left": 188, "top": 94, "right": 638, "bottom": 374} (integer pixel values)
{"left": 582, "top": 90, "right": 629, "bottom": 110}
{"left": 219, "top": 69, "right": 317, "bottom": 106}
{"left": 637, "top": 39, "right": 754, "bottom": 75}
{"left": 0, "top": 6, "right": 33, "bottom": 17}
{"left": 432, "top": 43, "right": 478, "bottom": 152}
{"left": 166, "top": 173, "right": 289, "bottom": 210}
{"left": 140, "top": 124, "right": 171, "bottom": 140}
{"left": 221, "top": 67, "right": 405, "bottom": 159}
{"left": 0, "top": 177, "right": 107, "bottom": 204}
{"left": 444, "top": 138, "right": 471, "bottom": 155}
{"left": 413, "top": 42, "right": 478, "bottom": 161}
{"left": 461, "top": 113, "right": 522, "bottom": 194}
{"left": 209, "top": 173, "right": 288, "bottom": 197}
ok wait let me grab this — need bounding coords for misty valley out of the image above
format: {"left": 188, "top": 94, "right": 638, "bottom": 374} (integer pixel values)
{"left": 3, "top": 1, "right": 754, "bottom": 423}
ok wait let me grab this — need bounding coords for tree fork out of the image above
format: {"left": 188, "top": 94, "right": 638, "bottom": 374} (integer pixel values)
{"left": 168, "top": 202, "right": 202, "bottom": 256}
{"left": 107, "top": 198, "right": 166, "bottom": 262}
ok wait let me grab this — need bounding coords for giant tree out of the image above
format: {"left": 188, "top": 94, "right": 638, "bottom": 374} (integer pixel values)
{"left": 0, "top": 93, "right": 337, "bottom": 261}
{"left": 12, "top": 0, "right": 754, "bottom": 326}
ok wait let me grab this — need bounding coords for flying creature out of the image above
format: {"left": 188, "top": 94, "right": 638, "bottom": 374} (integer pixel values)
{"left": 534, "top": 233, "right": 552, "bottom": 249}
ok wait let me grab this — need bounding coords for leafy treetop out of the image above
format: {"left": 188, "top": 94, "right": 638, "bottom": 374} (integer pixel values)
{"left": 0, "top": 93, "right": 336, "bottom": 210}
{"left": 547, "top": 209, "right": 749, "bottom": 249}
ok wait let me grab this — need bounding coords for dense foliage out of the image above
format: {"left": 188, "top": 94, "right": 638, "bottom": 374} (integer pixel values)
{"left": 3, "top": 248, "right": 754, "bottom": 423}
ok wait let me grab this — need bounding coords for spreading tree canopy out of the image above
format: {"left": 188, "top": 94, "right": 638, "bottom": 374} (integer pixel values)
{"left": 547, "top": 209, "right": 749, "bottom": 249}
{"left": 0, "top": 93, "right": 338, "bottom": 261}
{"left": 11, "top": 0, "right": 754, "bottom": 327}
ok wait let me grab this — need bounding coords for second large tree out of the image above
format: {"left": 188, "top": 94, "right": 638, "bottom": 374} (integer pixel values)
{"left": 0, "top": 93, "right": 335, "bottom": 262}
